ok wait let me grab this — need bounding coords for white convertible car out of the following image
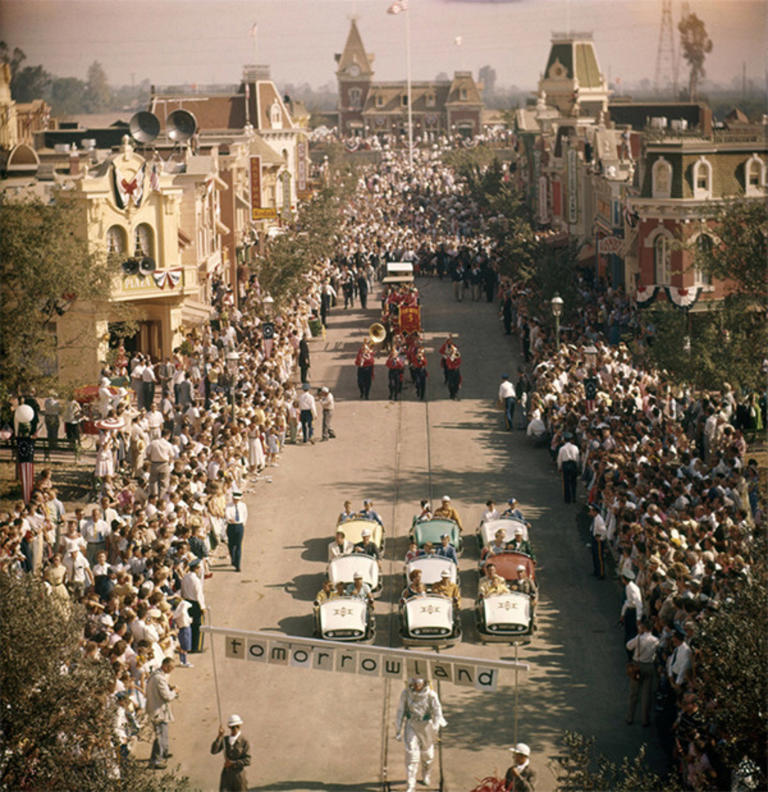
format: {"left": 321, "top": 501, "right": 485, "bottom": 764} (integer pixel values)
{"left": 399, "top": 594, "right": 461, "bottom": 649}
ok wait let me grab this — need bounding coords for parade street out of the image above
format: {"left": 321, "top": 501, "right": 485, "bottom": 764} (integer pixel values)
{"left": 169, "top": 279, "right": 659, "bottom": 791}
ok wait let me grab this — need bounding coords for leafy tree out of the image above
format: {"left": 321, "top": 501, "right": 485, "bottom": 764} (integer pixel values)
{"left": 0, "top": 195, "right": 117, "bottom": 393}
{"left": 84, "top": 60, "right": 112, "bottom": 113}
{"left": 0, "top": 41, "right": 26, "bottom": 78}
{"left": 554, "top": 731, "right": 681, "bottom": 791}
{"left": 0, "top": 572, "right": 190, "bottom": 791}
{"left": 11, "top": 64, "right": 52, "bottom": 102}
{"left": 678, "top": 12, "right": 713, "bottom": 101}
{"left": 50, "top": 76, "right": 87, "bottom": 115}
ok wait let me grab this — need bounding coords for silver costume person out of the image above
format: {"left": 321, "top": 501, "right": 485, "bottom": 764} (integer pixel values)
{"left": 395, "top": 677, "right": 447, "bottom": 792}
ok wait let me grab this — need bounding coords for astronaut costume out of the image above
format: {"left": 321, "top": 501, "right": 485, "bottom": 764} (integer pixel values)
{"left": 395, "top": 677, "right": 447, "bottom": 791}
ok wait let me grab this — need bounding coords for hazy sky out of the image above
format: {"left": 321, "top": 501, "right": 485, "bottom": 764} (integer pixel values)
{"left": 1, "top": 0, "right": 765, "bottom": 90}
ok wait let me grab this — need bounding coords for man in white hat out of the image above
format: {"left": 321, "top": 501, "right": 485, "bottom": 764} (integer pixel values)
{"left": 432, "top": 568, "right": 461, "bottom": 608}
{"left": 395, "top": 677, "right": 447, "bottom": 792}
{"left": 225, "top": 490, "right": 248, "bottom": 572}
{"left": 319, "top": 385, "right": 335, "bottom": 441}
{"left": 505, "top": 742, "right": 535, "bottom": 791}
{"left": 353, "top": 527, "right": 380, "bottom": 561}
{"left": 433, "top": 495, "right": 463, "bottom": 532}
{"left": 345, "top": 570, "right": 373, "bottom": 604}
{"left": 211, "top": 714, "right": 251, "bottom": 791}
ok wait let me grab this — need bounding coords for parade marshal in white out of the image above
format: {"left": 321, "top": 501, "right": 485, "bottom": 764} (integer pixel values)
{"left": 225, "top": 491, "right": 248, "bottom": 572}
{"left": 395, "top": 677, "right": 447, "bottom": 792}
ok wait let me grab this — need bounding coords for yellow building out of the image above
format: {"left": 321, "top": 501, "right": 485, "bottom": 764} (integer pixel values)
{"left": 56, "top": 135, "right": 222, "bottom": 384}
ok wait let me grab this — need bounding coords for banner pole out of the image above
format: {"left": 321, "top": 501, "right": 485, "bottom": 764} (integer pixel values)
{"left": 208, "top": 608, "right": 224, "bottom": 726}
{"left": 513, "top": 642, "right": 519, "bottom": 744}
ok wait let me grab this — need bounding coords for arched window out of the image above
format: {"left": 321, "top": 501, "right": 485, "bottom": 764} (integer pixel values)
{"left": 270, "top": 101, "right": 282, "bottom": 129}
{"left": 348, "top": 88, "right": 362, "bottom": 110}
{"left": 106, "top": 225, "right": 127, "bottom": 255}
{"left": 745, "top": 154, "right": 766, "bottom": 197}
{"left": 653, "top": 234, "right": 671, "bottom": 285}
{"left": 652, "top": 157, "right": 672, "bottom": 198}
{"left": 694, "top": 234, "right": 713, "bottom": 286}
{"left": 134, "top": 223, "right": 154, "bottom": 257}
{"left": 692, "top": 156, "right": 712, "bottom": 199}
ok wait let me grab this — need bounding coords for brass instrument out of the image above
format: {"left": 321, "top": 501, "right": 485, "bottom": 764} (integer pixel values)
{"left": 368, "top": 322, "right": 387, "bottom": 344}
{"left": 447, "top": 345, "right": 460, "bottom": 361}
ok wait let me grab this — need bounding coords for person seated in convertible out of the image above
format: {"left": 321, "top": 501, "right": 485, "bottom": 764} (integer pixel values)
{"left": 477, "top": 563, "right": 509, "bottom": 599}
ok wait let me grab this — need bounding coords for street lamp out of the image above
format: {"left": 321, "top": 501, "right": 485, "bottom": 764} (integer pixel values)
{"left": 583, "top": 343, "right": 598, "bottom": 371}
{"left": 262, "top": 294, "right": 274, "bottom": 316}
{"left": 226, "top": 350, "right": 240, "bottom": 415}
{"left": 550, "top": 293, "right": 564, "bottom": 348}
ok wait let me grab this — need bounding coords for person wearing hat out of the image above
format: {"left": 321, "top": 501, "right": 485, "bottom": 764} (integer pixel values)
{"left": 225, "top": 490, "right": 248, "bottom": 573}
{"left": 432, "top": 568, "right": 461, "bottom": 608}
{"left": 359, "top": 499, "right": 383, "bottom": 526}
{"left": 498, "top": 374, "right": 517, "bottom": 431}
{"left": 211, "top": 714, "right": 251, "bottom": 791}
{"left": 328, "top": 528, "right": 354, "bottom": 561}
{"left": 345, "top": 571, "right": 373, "bottom": 604}
{"left": 589, "top": 504, "right": 607, "bottom": 580}
{"left": 180, "top": 557, "right": 206, "bottom": 653}
{"left": 354, "top": 337, "right": 375, "bottom": 399}
{"left": 505, "top": 742, "right": 535, "bottom": 791}
{"left": 297, "top": 382, "right": 317, "bottom": 444}
{"left": 395, "top": 677, "right": 446, "bottom": 792}
{"left": 443, "top": 339, "right": 462, "bottom": 400}
{"left": 556, "top": 433, "right": 581, "bottom": 504}
{"left": 506, "top": 526, "right": 535, "bottom": 561}
{"left": 435, "top": 532, "right": 458, "bottom": 565}
{"left": 625, "top": 618, "right": 659, "bottom": 726}
{"left": 353, "top": 526, "right": 380, "bottom": 561}
{"left": 620, "top": 570, "right": 643, "bottom": 655}
{"left": 501, "top": 497, "right": 526, "bottom": 522}
{"left": 319, "top": 385, "right": 336, "bottom": 440}
{"left": 433, "top": 495, "right": 463, "bottom": 532}
{"left": 509, "top": 563, "right": 538, "bottom": 600}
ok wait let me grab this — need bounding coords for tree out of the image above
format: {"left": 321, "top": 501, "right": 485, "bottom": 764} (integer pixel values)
{"left": 0, "top": 40, "right": 26, "bottom": 78}
{"left": 50, "top": 76, "right": 87, "bottom": 115}
{"left": 84, "top": 60, "right": 112, "bottom": 113}
{"left": 12, "top": 64, "right": 52, "bottom": 102}
{"left": 554, "top": 732, "right": 682, "bottom": 791}
{"left": 679, "top": 12, "right": 713, "bottom": 101}
{"left": 0, "top": 573, "right": 190, "bottom": 791}
{"left": 0, "top": 195, "right": 117, "bottom": 393}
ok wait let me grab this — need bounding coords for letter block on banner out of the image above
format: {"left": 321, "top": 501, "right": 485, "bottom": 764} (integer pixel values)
{"left": 454, "top": 664, "right": 475, "bottom": 687}
{"left": 313, "top": 648, "right": 335, "bottom": 671}
{"left": 431, "top": 660, "right": 454, "bottom": 682}
{"left": 225, "top": 636, "right": 245, "bottom": 660}
{"left": 475, "top": 668, "right": 498, "bottom": 692}
{"left": 268, "top": 642, "right": 289, "bottom": 665}
{"left": 247, "top": 639, "right": 267, "bottom": 662}
{"left": 290, "top": 647, "right": 312, "bottom": 669}
{"left": 382, "top": 658, "right": 404, "bottom": 679}
{"left": 358, "top": 653, "right": 381, "bottom": 676}
{"left": 406, "top": 658, "right": 430, "bottom": 680}
{"left": 336, "top": 650, "right": 357, "bottom": 673}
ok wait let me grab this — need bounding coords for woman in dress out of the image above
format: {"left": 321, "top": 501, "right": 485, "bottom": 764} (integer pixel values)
{"left": 44, "top": 553, "right": 70, "bottom": 602}
{"left": 247, "top": 424, "right": 266, "bottom": 473}
{"left": 94, "top": 434, "right": 115, "bottom": 486}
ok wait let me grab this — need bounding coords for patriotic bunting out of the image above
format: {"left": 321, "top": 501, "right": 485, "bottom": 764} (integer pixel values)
{"left": 151, "top": 268, "right": 183, "bottom": 289}
{"left": 665, "top": 285, "right": 702, "bottom": 310}
{"left": 635, "top": 284, "right": 659, "bottom": 307}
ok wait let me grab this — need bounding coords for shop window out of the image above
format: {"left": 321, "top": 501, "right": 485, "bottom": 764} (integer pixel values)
{"left": 134, "top": 223, "right": 154, "bottom": 257}
{"left": 106, "top": 225, "right": 127, "bottom": 255}
{"left": 349, "top": 88, "right": 362, "bottom": 110}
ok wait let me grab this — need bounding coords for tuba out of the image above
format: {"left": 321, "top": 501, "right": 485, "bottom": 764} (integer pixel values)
{"left": 368, "top": 323, "right": 387, "bottom": 344}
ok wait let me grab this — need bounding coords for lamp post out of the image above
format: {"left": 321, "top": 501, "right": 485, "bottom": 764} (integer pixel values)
{"left": 550, "top": 293, "right": 564, "bottom": 348}
{"left": 583, "top": 343, "right": 598, "bottom": 371}
{"left": 226, "top": 350, "right": 240, "bottom": 415}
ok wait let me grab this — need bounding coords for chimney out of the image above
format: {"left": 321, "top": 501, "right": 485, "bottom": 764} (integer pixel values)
{"left": 69, "top": 143, "right": 80, "bottom": 175}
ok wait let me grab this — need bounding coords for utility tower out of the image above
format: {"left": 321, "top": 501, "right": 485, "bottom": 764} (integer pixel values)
{"left": 654, "top": 0, "right": 679, "bottom": 96}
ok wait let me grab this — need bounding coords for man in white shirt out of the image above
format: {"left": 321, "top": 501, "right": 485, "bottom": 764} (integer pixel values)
{"left": 82, "top": 506, "right": 110, "bottom": 564}
{"left": 147, "top": 430, "right": 175, "bottom": 497}
{"left": 141, "top": 361, "right": 157, "bottom": 411}
{"left": 589, "top": 503, "right": 607, "bottom": 579}
{"left": 146, "top": 405, "right": 164, "bottom": 440}
{"left": 557, "top": 433, "right": 581, "bottom": 503}
{"left": 224, "top": 491, "right": 248, "bottom": 572}
{"left": 297, "top": 383, "right": 317, "bottom": 444}
{"left": 626, "top": 618, "right": 659, "bottom": 726}
{"left": 64, "top": 547, "right": 93, "bottom": 598}
{"left": 498, "top": 374, "right": 516, "bottom": 431}
{"left": 620, "top": 570, "right": 643, "bottom": 656}
{"left": 667, "top": 628, "right": 692, "bottom": 690}
{"left": 180, "top": 558, "right": 206, "bottom": 653}
{"left": 328, "top": 528, "right": 353, "bottom": 561}
{"left": 319, "top": 387, "right": 336, "bottom": 441}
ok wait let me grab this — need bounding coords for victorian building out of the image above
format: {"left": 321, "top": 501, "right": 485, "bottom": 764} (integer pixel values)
{"left": 335, "top": 19, "right": 483, "bottom": 138}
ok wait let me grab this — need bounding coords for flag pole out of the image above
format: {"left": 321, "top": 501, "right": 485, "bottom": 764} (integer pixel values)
{"left": 405, "top": 3, "right": 414, "bottom": 169}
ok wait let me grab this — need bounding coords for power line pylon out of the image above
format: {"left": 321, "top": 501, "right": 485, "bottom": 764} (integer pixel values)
{"left": 654, "top": 0, "right": 679, "bottom": 96}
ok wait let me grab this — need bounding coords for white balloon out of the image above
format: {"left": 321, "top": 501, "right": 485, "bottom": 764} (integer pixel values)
{"left": 15, "top": 404, "right": 34, "bottom": 424}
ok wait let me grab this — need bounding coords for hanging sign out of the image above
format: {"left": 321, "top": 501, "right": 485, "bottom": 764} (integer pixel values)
{"left": 296, "top": 139, "right": 308, "bottom": 195}
{"left": 250, "top": 156, "right": 264, "bottom": 221}
{"left": 209, "top": 627, "right": 527, "bottom": 692}
{"left": 567, "top": 148, "right": 579, "bottom": 225}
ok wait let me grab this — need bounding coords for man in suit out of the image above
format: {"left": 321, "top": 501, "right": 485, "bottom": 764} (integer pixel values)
{"left": 211, "top": 714, "right": 251, "bottom": 791}
{"left": 225, "top": 491, "right": 247, "bottom": 572}
{"left": 146, "top": 657, "right": 177, "bottom": 769}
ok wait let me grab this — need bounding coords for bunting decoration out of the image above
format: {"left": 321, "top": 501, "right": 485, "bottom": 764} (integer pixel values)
{"left": 344, "top": 138, "right": 361, "bottom": 153}
{"left": 665, "top": 285, "right": 702, "bottom": 310}
{"left": 151, "top": 268, "right": 183, "bottom": 289}
{"left": 112, "top": 163, "right": 147, "bottom": 209}
{"left": 635, "top": 284, "right": 659, "bottom": 307}
{"left": 149, "top": 160, "right": 161, "bottom": 191}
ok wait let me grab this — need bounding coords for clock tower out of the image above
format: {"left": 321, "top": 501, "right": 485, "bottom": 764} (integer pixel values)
{"left": 334, "top": 18, "right": 374, "bottom": 135}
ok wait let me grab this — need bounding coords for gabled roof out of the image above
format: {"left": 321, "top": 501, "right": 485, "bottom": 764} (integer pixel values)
{"left": 335, "top": 19, "right": 374, "bottom": 77}
{"left": 544, "top": 38, "right": 603, "bottom": 88}
{"left": 253, "top": 81, "right": 295, "bottom": 131}
{"left": 363, "top": 81, "right": 451, "bottom": 114}
{"left": 446, "top": 72, "right": 482, "bottom": 105}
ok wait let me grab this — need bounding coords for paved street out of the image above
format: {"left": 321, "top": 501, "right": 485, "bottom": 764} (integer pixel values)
{"left": 171, "top": 278, "right": 657, "bottom": 791}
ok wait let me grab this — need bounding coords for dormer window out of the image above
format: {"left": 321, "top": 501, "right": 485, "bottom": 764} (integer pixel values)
{"left": 376, "top": 94, "right": 384, "bottom": 108}
{"left": 745, "top": 154, "right": 766, "bottom": 197}
{"left": 692, "top": 156, "right": 712, "bottom": 199}
{"left": 652, "top": 156, "right": 672, "bottom": 199}
{"left": 270, "top": 101, "right": 283, "bottom": 129}
{"left": 460, "top": 88, "right": 468, "bottom": 100}
{"left": 426, "top": 93, "right": 435, "bottom": 107}
{"left": 348, "top": 87, "right": 362, "bottom": 110}
{"left": 401, "top": 94, "right": 408, "bottom": 107}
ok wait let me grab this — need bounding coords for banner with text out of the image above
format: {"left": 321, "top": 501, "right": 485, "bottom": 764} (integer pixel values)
{"left": 214, "top": 629, "right": 529, "bottom": 692}
{"left": 249, "top": 155, "right": 262, "bottom": 221}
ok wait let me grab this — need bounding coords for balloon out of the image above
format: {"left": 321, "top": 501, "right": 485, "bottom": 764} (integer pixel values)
{"left": 15, "top": 404, "right": 34, "bottom": 424}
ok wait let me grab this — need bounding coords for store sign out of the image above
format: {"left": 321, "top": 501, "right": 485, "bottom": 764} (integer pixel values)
{"left": 538, "top": 176, "right": 549, "bottom": 224}
{"left": 597, "top": 235, "right": 624, "bottom": 254}
{"left": 281, "top": 170, "right": 292, "bottom": 215}
{"left": 249, "top": 156, "right": 262, "bottom": 221}
{"left": 214, "top": 629, "right": 528, "bottom": 692}
{"left": 296, "top": 140, "right": 308, "bottom": 194}
{"left": 567, "top": 148, "right": 579, "bottom": 225}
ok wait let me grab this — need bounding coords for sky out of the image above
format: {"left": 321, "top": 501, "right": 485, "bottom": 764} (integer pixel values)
{"left": 0, "top": 0, "right": 766, "bottom": 91}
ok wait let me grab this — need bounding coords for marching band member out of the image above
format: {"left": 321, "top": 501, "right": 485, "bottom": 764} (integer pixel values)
{"left": 439, "top": 334, "right": 455, "bottom": 383}
{"left": 386, "top": 347, "right": 406, "bottom": 401}
{"left": 354, "top": 338, "right": 375, "bottom": 400}
{"left": 395, "top": 677, "right": 447, "bottom": 792}
{"left": 411, "top": 345, "right": 428, "bottom": 400}
{"left": 443, "top": 340, "right": 462, "bottom": 400}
